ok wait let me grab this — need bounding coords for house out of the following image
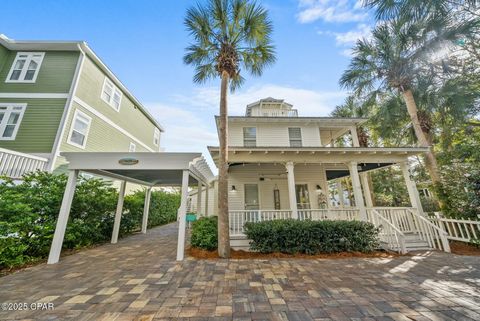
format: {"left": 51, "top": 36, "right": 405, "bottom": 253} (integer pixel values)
{"left": 0, "top": 35, "right": 164, "bottom": 178}
{"left": 191, "top": 98, "right": 450, "bottom": 253}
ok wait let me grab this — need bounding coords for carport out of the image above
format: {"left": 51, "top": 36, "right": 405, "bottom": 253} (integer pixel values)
{"left": 47, "top": 152, "right": 214, "bottom": 264}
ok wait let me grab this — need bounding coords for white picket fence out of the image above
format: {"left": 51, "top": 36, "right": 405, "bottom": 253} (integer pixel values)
{"left": 431, "top": 218, "right": 480, "bottom": 243}
{"left": 0, "top": 148, "right": 48, "bottom": 179}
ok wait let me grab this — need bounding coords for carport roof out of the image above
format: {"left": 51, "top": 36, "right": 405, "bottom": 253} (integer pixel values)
{"left": 61, "top": 152, "right": 214, "bottom": 187}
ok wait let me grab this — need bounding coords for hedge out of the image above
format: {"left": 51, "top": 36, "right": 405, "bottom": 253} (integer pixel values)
{"left": 244, "top": 219, "right": 379, "bottom": 254}
{"left": 190, "top": 216, "right": 218, "bottom": 250}
{"left": 0, "top": 171, "right": 180, "bottom": 270}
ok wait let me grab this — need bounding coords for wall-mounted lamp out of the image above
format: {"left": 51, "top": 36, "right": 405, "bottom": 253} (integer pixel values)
{"left": 231, "top": 185, "right": 236, "bottom": 191}
{"left": 316, "top": 184, "right": 322, "bottom": 191}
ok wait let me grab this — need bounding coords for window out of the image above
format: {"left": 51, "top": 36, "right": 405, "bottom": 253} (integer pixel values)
{"left": 244, "top": 184, "right": 259, "bottom": 210}
{"left": 295, "top": 184, "right": 310, "bottom": 209}
{"left": 0, "top": 103, "right": 26, "bottom": 140}
{"left": 153, "top": 127, "right": 160, "bottom": 146}
{"left": 243, "top": 127, "right": 256, "bottom": 147}
{"left": 101, "top": 78, "right": 122, "bottom": 111}
{"left": 289, "top": 127, "right": 302, "bottom": 147}
{"left": 129, "top": 142, "right": 136, "bottom": 152}
{"left": 68, "top": 110, "right": 92, "bottom": 148}
{"left": 6, "top": 52, "right": 45, "bottom": 83}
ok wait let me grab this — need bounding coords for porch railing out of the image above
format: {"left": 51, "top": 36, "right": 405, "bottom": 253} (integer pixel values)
{"left": 0, "top": 148, "right": 48, "bottom": 179}
{"left": 229, "top": 210, "right": 292, "bottom": 236}
{"left": 431, "top": 218, "right": 480, "bottom": 243}
{"left": 298, "top": 208, "right": 360, "bottom": 221}
{"left": 366, "top": 209, "right": 407, "bottom": 254}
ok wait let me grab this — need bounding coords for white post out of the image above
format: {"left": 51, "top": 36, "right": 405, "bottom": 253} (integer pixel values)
{"left": 360, "top": 172, "right": 374, "bottom": 208}
{"left": 196, "top": 182, "right": 203, "bottom": 216}
{"left": 141, "top": 187, "right": 152, "bottom": 234}
{"left": 350, "top": 127, "right": 360, "bottom": 147}
{"left": 111, "top": 180, "right": 127, "bottom": 244}
{"left": 348, "top": 162, "right": 367, "bottom": 221}
{"left": 336, "top": 180, "right": 344, "bottom": 208}
{"left": 204, "top": 183, "right": 209, "bottom": 216}
{"left": 285, "top": 162, "right": 298, "bottom": 219}
{"left": 400, "top": 162, "right": 425, "bottom": 215}
{"left": 176, "top": 170, "right": 190, "bottom": 261}
{"left": 48, "top": 169, "right": 79, "bottom": 264}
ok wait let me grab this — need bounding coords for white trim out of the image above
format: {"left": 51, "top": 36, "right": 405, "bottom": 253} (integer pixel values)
{"left": 101, "top": 77, "right": 122, "bottom": 112}
{"left": 67, "top": 109, "right": 92, "bottom": 149}
{"left": 73, "top": 96, "right": 154, "bottom": 152}
{"left": 6, "top": 52, "right": 45, "bottom": 83}
{"left": 0, "top": 93, "right": 69, "bottom": 99}
{"left": 48, "top": 47, "right": 85, "bottom": 171}
{"left": 129, "top": 142, "right": 136, "bottom": 152}
{"left": 0, "top": 103, "right": 27, "bottom": 140}
{"left": 153, "top": 127, "right": 160, "bottom": 147}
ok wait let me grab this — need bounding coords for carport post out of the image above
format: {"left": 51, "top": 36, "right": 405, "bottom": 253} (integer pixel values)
{"left": 141, "top": 187, "right": 152, "bottom": 234}
{"left": 111, "top": 180, "right": 127, "bottom": 244}
{"left": 48, "top": 169, "right": 79, "bottom": 264}
{"left": 196, "top": 182, "right": 203, "bottom": 216}
{"left": 177, "top": 169, "right": 189, "bottom": 261}
{"left": 204, "top": 183, "right": 209, "bottom": 216}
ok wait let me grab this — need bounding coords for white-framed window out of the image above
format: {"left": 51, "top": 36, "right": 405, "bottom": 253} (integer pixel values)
{"left": 288, "top": 127, "right": 302, "bottom": 147}
{"left": 129, "top": 142, "right": 136, "bottom": 152}
{"left": 0, "top": 103, "right": 27, "bottom": 140}
{"left": 101, "top": 77, "right": 122, "bottom": 111}
{"left": 67, "top": 110, "right": 92, "bottom": 149}
{"left": 153, "top": 127, "right": 160, "bottom": 147}
{"left": 243, "top": 127, "right": 256, "bottom": 147}
{"left": 6, "top": 52, "right": 45, "bottom": 83}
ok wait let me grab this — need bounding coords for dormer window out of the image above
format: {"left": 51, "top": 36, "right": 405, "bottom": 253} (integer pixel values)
{"left": 101, "top": 78, "right": 122, "bottom": 111}
{"left": 243, "top": 127, "right": 256, "bottom": 147}
{"left": 6, "top": 52, "right": 45, "bottom": 83}
{"left": 289, "top": 127, "right": 302, "bottom": 147}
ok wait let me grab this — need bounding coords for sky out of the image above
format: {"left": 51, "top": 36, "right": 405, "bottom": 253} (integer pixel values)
{"left": 0, "top": 0, "right": 374, "bottom": 171}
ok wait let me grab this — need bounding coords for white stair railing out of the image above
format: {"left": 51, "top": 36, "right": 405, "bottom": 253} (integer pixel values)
{"left": 366, "top": 209, "right": 407, "bottom": 254}
{"left": 406, "top": 209, "right": 450, "bottom": 252}
{"left": 0, "top": 148, "right": 48, "bottom": 179}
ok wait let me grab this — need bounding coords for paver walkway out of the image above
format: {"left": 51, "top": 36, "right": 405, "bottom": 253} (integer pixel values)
{"left": 1, "top": 223, "right": 479, "bottom": 321}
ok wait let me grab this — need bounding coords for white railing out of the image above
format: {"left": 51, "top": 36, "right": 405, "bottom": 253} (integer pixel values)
{"left": 366, "top": 209, "right": 407, "bottom": 254}
{"left": 298, "top": 208, "right": 360, "bottom": 221}
{"left": 229, "top": 210, "right": 292, "bottom": 236}
{"left": 431, "top": 218, "right": 480, "bottom": 243}
{"left": 0, "top": 148, "right": 48, "bottom": 179}
{"left": 374, "top": 207, "right": 418, "bottom": 233}
{"left": 407, "top": 209, "right": 450, "bottom": 252}
{"left": 250, "top": 109, "right": 298, "bottom": 117}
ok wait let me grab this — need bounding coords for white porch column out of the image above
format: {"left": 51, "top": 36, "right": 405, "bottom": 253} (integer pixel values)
{"left": 286, "top": 162, "right": 298, "bottom": 219}
{"left": 350, "top": 127, "right": 360, "bottom": 147}
{"left": 360, "top": 172, "right": 374, "bottom": 208}
{"left": 196, "top": 182, "right": 203, "bottom": 216}
{"left": 176, "top": 169, "right": 190, "bottom": 261}
{"left": 348, "top": 162, "right": 367, "bottom": 221}
{"left": 400, "top": 162, "right": 425, "bottom": 215}
{"left": 111, "top": 180, "right": 127, "bottom": 244}
{"left": 336, "top": 180, "right": 344, "bottom": 207}
{"left": 204, "top": 184, "right": 209, "bottom": 216}
{"left": 48, "top": 169, "right": 79, "bottom": 264}
{"left": 141, "top": 187, "right": 152, "bottom": 234}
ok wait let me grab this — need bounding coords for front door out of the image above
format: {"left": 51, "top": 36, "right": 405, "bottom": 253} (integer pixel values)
{"left": 244, "top": 184, "right": 259, "bottom": 210}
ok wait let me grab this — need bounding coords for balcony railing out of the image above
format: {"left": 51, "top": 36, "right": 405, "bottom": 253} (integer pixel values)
{"left": 249, "top": 109, "right": 298, "bottom": 117}
{"left": 0, "top": 148, "right": 49, "bottom": 179}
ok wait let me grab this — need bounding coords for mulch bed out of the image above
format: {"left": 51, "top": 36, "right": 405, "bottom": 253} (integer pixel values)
{"left": 450, "top": 241, "right": 480, "bottom": 256}
{"left": 187, "top": 247, "right": 401, "bottom": 260}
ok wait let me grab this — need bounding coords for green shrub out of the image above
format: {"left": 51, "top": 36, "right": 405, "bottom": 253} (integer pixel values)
{"left": 190, "top": 216, "right": 217, "bottom": 250}
{"left": 244, "top": 219, "right": 379, "bottom": 254}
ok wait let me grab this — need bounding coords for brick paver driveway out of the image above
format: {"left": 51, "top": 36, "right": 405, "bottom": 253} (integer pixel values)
{"left": 1, "top": 223, "right": 479, "bottom": 321}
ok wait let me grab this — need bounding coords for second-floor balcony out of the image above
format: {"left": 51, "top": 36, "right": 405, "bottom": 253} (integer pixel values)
{"left": 249, "top": 108, "right": 298, "bottom": 117}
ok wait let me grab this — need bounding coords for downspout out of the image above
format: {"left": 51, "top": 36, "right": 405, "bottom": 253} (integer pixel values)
{"left": 47, "top": 44, "right": 86, "bottom": 172}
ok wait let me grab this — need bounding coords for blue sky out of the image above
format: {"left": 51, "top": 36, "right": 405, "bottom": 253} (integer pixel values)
{"left": 0, "top": 0, "right": 373, "bottom": 168}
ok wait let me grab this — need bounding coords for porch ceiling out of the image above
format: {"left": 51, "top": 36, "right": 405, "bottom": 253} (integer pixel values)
{"left": 208, "top": 146, "right": 428, "bottom": 166}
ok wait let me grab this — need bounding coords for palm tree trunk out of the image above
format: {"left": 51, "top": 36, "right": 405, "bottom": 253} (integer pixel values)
{"left": 218, "top": 70, "right": 230, "bottom": 258}
{"left": 401, "top": 89, "right": 441, "bottom": 184}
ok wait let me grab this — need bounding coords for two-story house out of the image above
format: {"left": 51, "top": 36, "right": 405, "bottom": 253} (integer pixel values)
{"left": 198, "top": 98, "right": 450, "bottom": 253}
{"left": 0, "top": 34, "right": 163, "bottom": 178}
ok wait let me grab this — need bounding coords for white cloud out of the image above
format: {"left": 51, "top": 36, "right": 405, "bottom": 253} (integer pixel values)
{"left": 297, "top": 0, "right": 368, "bottom": 23}
{"left": 332, "top": 23, "right": 372, "bottom": 45}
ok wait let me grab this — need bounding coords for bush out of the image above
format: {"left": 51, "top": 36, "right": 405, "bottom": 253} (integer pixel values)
{"left": 190, "top": 216, "right": 217, "bottom": 250}
{"left": 244, "top": 219, "right": 379, "bottom": 254}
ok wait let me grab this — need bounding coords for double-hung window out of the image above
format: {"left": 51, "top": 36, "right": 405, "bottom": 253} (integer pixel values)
{"left": 0, "top": 103, "right": 26, "bottom": 140}
{"left": 243, "top": 127, "right": 256, "bottom": 147}
{"left": 153, "top": 128, "right": 160, "bottom": 147}
{"left": 6, "top": 52, "right": 45, "bottom": 83}
{"left": 288, "top": 127, "right": 302, "bottom": 147}
{"left": 101, "top": 78, "right": 122, "bottom": 111}
{"left": 68, "top": 110, "right": 92, "bottom": 149}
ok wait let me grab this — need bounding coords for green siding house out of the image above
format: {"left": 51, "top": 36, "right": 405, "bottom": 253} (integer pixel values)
{"left": 0, "top": 34, "right": 164, "bottom": 177}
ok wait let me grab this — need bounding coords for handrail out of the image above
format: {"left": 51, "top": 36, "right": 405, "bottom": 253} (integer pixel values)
{"left": 407, "top": 209, "right": 450, "bottom": 252}
{"left": 0, "top": 147, "right": 48, "bottom": 162}
{"left": 430, "top": 217, "right": 479, "bottom": 244}
{"left": 0, "top": 148, "right": 49, "bottom": 179}
{"left": 367, "top": 209, "right": 407, "bottom": 254}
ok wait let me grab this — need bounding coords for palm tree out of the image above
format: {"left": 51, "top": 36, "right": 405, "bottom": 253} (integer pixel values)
{"left": 184, "top": 0, "right": 275, "bottom": 258}
{"left": 339, "top": 15, "right": 478, "bottom": 184}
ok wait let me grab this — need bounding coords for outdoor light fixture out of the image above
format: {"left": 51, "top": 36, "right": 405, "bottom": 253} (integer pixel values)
{"left": 231, "top": 185, "right": 236, "bottom": 191}
{"left": 316, "top": 184, "right": 322, "bottom": 191}
{"left": 118, "top": 157, "right": 139, "bottom": 165}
